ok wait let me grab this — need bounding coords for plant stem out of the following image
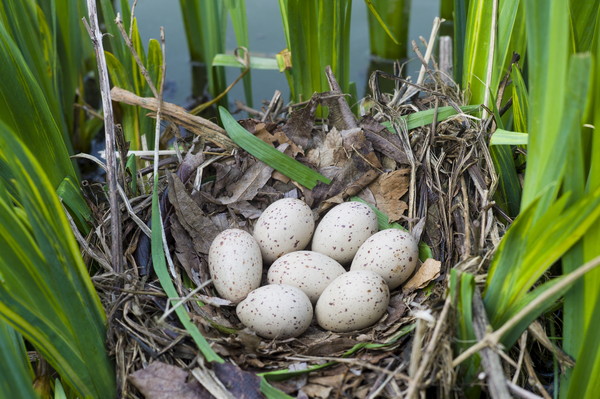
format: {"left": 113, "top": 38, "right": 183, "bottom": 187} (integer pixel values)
{"left": 84, "top": 0, "right": 122, "bottom": 273}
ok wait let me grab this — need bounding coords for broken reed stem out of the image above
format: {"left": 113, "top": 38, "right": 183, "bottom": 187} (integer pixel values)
{"left": 472, "top": 289, "right": 511, "bottom": 399}
{"left": 452, "top": 254, "right": 600, "bottom": 368}
{"left": 406, "top": 295, "right": 452, "bottom": 399}
{"left": 409, "top": 314, "right": 428, "bottom": 378}
{"left": 84, "top": 0, "right": 123, "bottom": 273}
{"left": 110, "top": 87, "right": 237, "bottom": 151}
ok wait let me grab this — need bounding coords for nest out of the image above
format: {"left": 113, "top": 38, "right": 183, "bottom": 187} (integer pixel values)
{"left": 85, "top": 63, "right": 508, "bottom": 398}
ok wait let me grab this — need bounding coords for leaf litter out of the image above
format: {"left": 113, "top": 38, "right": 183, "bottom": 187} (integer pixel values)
{"left": 84, "top": 46, "right": 532, "bottom": 398}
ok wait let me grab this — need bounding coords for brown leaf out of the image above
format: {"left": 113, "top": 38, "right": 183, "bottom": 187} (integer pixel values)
{"left": 227, "top": 201, "right": 263, "bottom": 219}
{"left": 403, "top": 258, "right": 442, "bottom": 293}
{"left": 212, "top": 362, "right": 263, "bottom": 399}
{"left": 368, "top": 169, "right": 410, "bottom": 222}
{"left": 361, "top": 116, "right": 410, "bottom": 165}
{"left": 340, "top": 128, "right": 381, "bottom": 169}
{"left": 216, "top": 158, "right": 274, "bottom": 205}
{"left": 255, "top": 124, "right": 304, "bottom": 157}
{"left": 384, "top": 293, "right": 408, "bottom": 326}
{"left": 168, "top": 174, "right": 222, "bottom": 254}
{"left": 281, "top": 98, "right": 320, "bottom": 150}
{"left": 129, "top": 362, "right": 211, "bottom": 399}
{"left": 170, "top": 214, "right": 204, "bottom": 285}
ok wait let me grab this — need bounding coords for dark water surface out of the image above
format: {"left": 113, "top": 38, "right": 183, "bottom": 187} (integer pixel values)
{"left": 133, "top": 0, "right": 440, "bottom": 108}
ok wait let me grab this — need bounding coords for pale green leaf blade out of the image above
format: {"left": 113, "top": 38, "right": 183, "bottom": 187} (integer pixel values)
{"left": 212, "top": 54, "right": 279, "bottom": 70}
{"left": 382, "top": 105, "right": 480, "bottom": 132}
{"left": 490, "top": 130, "right": 528, "bottom": 146}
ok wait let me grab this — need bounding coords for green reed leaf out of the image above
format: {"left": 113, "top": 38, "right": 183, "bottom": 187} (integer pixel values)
{"left": 219, "top": 106, "right": 330, "bottom": 189}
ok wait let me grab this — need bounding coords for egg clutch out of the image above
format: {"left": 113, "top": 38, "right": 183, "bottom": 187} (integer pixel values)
{"left": 208, "top": 199, "right": 420, "bottom": 339}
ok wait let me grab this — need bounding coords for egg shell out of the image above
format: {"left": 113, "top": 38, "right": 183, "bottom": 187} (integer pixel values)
{"left": 253, "top": 198, "right": 315, "bottom": 263}
{"left": 311, "top": 201, "right": 378, "bottom": 264}
{"left": 267, "top": 251, "right": 346, "bottom": 304}
{"left": 236, "top": 284, "right": 313, "bottom": 339}
{"left": 350, "top": 229, "right": 419, "bottom": 289}
{"left": 208, "top": 229, "right": 262, "bottom": 303}
{"left": 315, "top": 270, "right": 389, "bottom": 332}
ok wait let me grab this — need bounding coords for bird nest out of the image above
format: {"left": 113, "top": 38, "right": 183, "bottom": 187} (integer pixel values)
{"left": 86, "top": 64, "right": 507, "bottom": 398}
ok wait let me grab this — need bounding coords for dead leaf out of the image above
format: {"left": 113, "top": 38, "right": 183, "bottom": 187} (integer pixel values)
{"left": 216, "top": 158, "right": 274, "bottom": 205}
{"left": 384, "top": 293, "right": 408, "bottom": 326}
{"left": 168, "top": 174, "right": 222, "bottom": 254}
{"left": 340, "top": 128, "right": 381, "bottom": 169}
{"left": 170, "top": 214, "right": 204, "bottom": 285}
{"left": 255, "top": 125, "right": 304, "bottom": 157}
{"left": 403, "top": 258, "right": 442, "bottom": 293}
{"left": 129, "top": 362, "right": 210, "bottom": 399}
{"left": 301, "top": 383, "right": 333, "bottom": 399}
{"left": 226, "top": 201, "right": 263, "bottom": 219}
{"left": 281, "top": 98, "right": 320, "bottom": 150}
{"left": 318, "top": 170, "right": 380, "bottom": 213}
{"left": 211, "top": 362, "right": 263, "bottom": 399}
{"left": 368, "top": 169, "right": 410, "bottom": 222}
{"left": 361, "top": 116, "right": 410, "bottom": 165}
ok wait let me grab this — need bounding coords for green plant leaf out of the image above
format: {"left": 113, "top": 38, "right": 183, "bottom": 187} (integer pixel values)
{"left": 0, "top": 128, "right": 115, "bottom": 398}
{"left": 510, "top": 66, "right": 529, "bottom": 133}
{"left": 520, "top": 0, "right": 570, "bottom": 211}
{"left": 212, "top": 54, "right": 279, "bottom": 70}
{"left": 382, "top": 105, "right": 480, "bottom": 132}
{"left": 150, "top": 171, "right": 223, "bottom": 364}
{"left": 278, "top": 0, "right": 352, "bottom": 104}
{"left": 219, "top": 106, "right": 331, "bottom": 189}
{"left": 364, "top": 0, "right": 401, "bottom": 47}
{"left": 567, "top": 300, "right": 600, "bottom": 398}
{"left": 449, "top": 270, "right": 480, "bottom": 395}
{"left": 259, "top": 378, "right": 294, "bottom": 399}
{"left": 178, "top": 0, "right": 227, "bottom": 101}
{"left": 569, "top": 0, "right": 600, "bottom": 52}
{"left": 225, "top": 0, "right": 253, "bottom": 106}
{"left": 484, "top": 185, "right": 600, "bottom": 328}
{"left": 0, "top": 18, "right": 77, "bottom": 189}
{"left": 490, "top": 129, "right": 528, "bottom": 145}
{"left": 56, "top": 176, "right": 91, "bottom": 233}
{"left": 0, "top": 320, "right": 37, "bottom": 398}
{"left": 453, "top": 0, "right": 469, "bottom": 82}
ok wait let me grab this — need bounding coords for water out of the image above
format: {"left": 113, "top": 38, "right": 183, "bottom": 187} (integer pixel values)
{"left": 133, "top": 0, "right": 440, "bottom": 108}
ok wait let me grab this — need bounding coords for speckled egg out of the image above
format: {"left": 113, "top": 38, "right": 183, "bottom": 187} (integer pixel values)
{"left": 208, "top": 229, "right": 262, "bottom": 303}
{"left": 350, "top": 229, "right": 419, "bottom": 289}
{"left": 253, "top": 198, "right": 315, "bottom": 263}
{"left": 267, "top": 251, "right": 346, "bottom": 303}
{"left": 311, "top": 201, "right": 378, "bottom": 264}
{"left": 315, "top": 270, "right": 389, "bottom": 332}
{"left": 236, "top": 284, "right": 313, "bottom": 339}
